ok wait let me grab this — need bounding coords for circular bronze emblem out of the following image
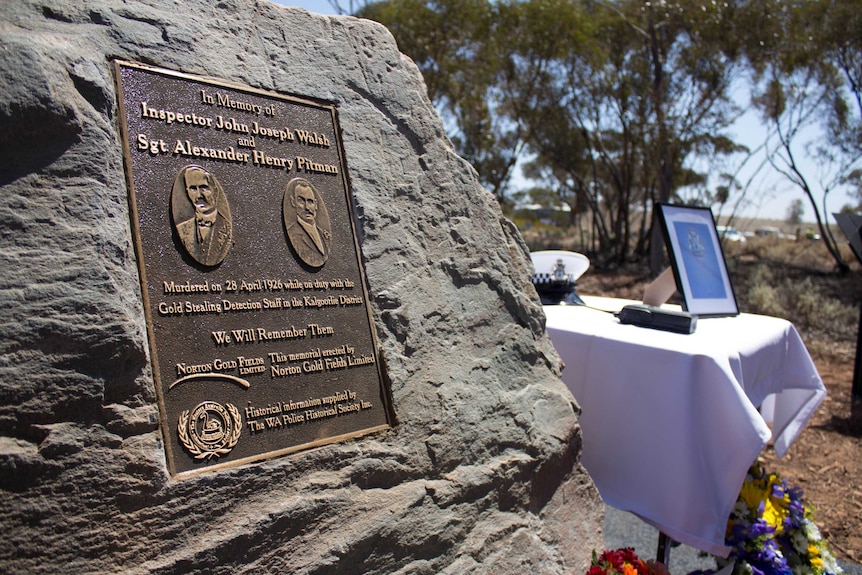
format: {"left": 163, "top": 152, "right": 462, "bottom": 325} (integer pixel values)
{"left": 177, "top": 401, "right": 242, "bottom": 460}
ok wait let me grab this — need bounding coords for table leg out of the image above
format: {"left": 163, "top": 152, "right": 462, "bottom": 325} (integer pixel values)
{"left": 852, "top": 299, "right": 862, "bottom": 405}
{"left": 656, "top": 531, "right": 672, "bottom": 565}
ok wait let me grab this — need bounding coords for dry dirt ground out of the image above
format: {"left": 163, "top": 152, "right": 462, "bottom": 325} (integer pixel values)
{"left": 575, "top": 259, "right": 862, "bottom": 565}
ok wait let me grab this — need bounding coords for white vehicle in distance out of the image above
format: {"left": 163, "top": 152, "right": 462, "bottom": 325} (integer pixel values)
{"left": 716, "top": 225, "right": 747, "bottom": 243}
{"left": 754, "top": 226, "right": 785, "bottom": 239}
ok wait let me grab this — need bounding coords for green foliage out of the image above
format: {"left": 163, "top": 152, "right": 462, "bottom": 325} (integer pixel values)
{"left": 358, "top": 0, "right": 520, "bottom": 199}
{"left": 736, "top": 0, "right": 860, "bottom": 272}
{"left": 357, "top": 0, "right": 860, "bottom": 270}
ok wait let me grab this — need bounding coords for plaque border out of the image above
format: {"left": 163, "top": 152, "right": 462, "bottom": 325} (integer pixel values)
{"left": 112, "top": 59, "right": 394, "bottom": 478}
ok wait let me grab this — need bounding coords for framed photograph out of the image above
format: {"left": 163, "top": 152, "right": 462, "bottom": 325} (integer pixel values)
{"left": 656, "top": 203, "right": 739, "bottom": 317}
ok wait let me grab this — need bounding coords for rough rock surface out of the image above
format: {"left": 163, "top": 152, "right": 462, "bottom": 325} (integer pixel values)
{"left": 0, "top": 1, "right": 603, "bottom": 573}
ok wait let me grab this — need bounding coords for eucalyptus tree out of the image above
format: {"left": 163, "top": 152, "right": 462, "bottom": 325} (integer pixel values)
{"left": 493, "top": 0, "right": 601, "bottom": 231}
{"left": 503, "top": 0, "right": 744, "bottom": 266}
{"left": 502, "top": 0, "right": 648, "bottom": 263}
{"left": 607, "top": 0, "right": 744, "bottom": 272}
{"left": 739, "top": 0, "right": 860, "bottom": 272}
{"left": 358, "top": 0, "right": 747, "bottom": 268}
{"left": 356, "top": 0, "right": 525, "bottom": 204}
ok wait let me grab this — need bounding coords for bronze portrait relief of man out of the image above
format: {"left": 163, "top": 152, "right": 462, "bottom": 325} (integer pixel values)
{"left": 283, "top": 177, "right": 331, "bottom": 268}
{"left": 171, "top": 165, "right": 233, "bottom": 267}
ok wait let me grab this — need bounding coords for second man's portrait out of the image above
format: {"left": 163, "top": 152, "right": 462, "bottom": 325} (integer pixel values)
{"left": 283, "top": 177, "right": 331, "bottom": 268}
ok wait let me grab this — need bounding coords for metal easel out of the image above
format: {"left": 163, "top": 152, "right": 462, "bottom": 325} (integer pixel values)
{"left": 833, "top": 213, "right": 862, "bottom": 406}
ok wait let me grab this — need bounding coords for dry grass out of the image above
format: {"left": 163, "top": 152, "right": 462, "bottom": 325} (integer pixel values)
{"left": 723, "top": 237, "right": 861, "bottom": 341}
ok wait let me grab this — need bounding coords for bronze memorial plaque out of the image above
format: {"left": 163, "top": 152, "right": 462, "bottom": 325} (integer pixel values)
{"left": 113, "top": 61, "right": 393, "bottom": 477}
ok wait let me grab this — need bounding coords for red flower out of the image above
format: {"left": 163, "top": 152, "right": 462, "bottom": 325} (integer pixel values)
{"left": 588, "top": 548, "right": 666, "bottom": 575}
{"left": 619, "top": 548, "right": 640, "bottom": 564}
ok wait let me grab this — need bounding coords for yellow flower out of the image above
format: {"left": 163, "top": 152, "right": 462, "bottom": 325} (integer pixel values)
{"left": 761, "top": 477, "right": 790, "bottom": 532}
{"left": 740, "top": 479, "right": 767, "bottom": 512}
{"left": 762, "top": 499, "right": 787, "bottom": 532}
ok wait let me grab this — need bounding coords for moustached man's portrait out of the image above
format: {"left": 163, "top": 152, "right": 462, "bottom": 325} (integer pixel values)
{"left": 171, "top": 165, "right": 233, "bottom": 267}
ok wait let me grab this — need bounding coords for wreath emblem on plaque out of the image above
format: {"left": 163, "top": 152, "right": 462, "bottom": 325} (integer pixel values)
{"left": 177, "top": 401, "right": 242, "bottom": 460}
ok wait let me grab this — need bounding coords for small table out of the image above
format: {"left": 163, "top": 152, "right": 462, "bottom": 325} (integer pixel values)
{"left": 544, "top": 297, "right": 826, "bottom": 557}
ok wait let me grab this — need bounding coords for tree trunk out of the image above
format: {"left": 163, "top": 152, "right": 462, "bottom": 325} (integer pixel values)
{"left": 648, "top": 3, "right": 672, "bottom": 277}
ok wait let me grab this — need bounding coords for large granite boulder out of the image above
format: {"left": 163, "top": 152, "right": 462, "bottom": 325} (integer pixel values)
{"left": 0, "top": 1, "right": 603, "bottom": 573}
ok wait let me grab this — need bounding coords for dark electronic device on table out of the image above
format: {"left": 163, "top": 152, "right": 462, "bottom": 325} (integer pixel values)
{"left": 615, "top": 304, "right": 697, "bottom": 334}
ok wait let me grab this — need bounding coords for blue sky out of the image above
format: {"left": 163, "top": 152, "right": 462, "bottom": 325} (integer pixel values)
{"left": 270, "top": 1, "right": 337, "bottom": 14}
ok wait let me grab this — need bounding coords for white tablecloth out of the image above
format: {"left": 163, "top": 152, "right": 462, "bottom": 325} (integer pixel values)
{"left": 544, "top": 297, "right": 826, "bottom": 556}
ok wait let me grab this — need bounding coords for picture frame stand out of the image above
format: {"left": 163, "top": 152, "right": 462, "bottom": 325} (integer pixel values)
{"left": 643, "top": 267, "right": 677, "bottom": 307}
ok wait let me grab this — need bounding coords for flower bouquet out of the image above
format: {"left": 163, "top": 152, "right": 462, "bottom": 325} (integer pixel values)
{"left": 587, "top": 548, "right": 670, "bottom": 575}
{"left": 721, "top": 462, "right": 842, "bottom": 575}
